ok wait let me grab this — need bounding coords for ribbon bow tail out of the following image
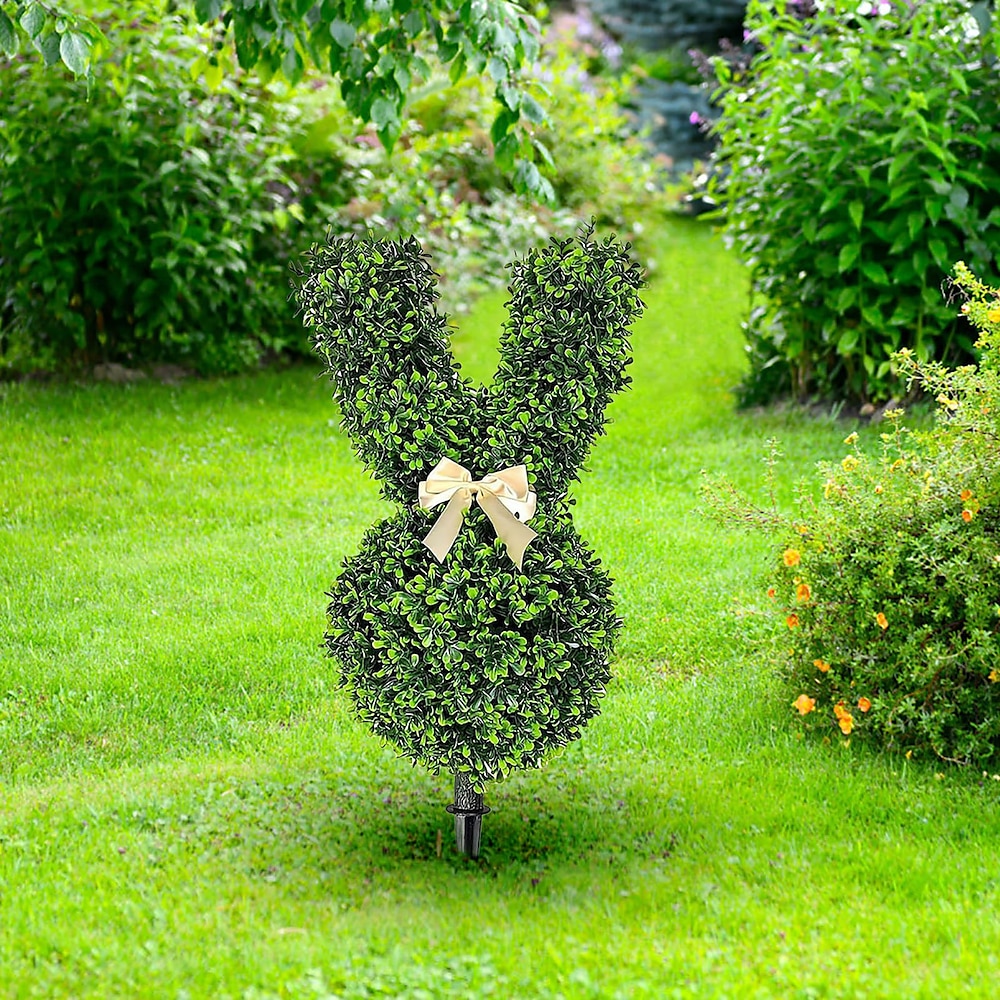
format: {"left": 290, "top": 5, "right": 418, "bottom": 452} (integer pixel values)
{"left": 421, "top": 489, "right": 472, "bottom": 563}
{"left": 476, "top": 491, "right": 538, "bottom": 571}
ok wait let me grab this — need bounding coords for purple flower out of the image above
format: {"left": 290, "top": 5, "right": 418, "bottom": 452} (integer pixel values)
{"left": 689, "top": 111, "right": 702, "bottom": 126}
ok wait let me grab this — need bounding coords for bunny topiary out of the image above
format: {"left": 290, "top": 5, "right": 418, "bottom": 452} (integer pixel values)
{"left": 293, "top": 227, "right": 644, "bottom": 855}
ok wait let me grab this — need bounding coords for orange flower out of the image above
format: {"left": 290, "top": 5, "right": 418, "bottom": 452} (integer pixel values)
{"left": 767, "top": 587, "right": 777, "bottom": 599}
{"left": 962, "top": 510, "right": 974, "bottom": 523}
{"left": 783, "top": 549, "right": 801, "bottom": 567}
{"left": 793, "top": 694, "right": 816, "bottom": 715}
{"left": 786, "top": 614, "right": 800, "bottom": 629}
{"left": 875, "top": 612, "right": 889, "bottom": 630}
{"left": 796, "top": 582, "right": 812, "bottom": 603}
{"left": 813, "top": 658, "right": 831, "bottom": 673}
{"left": 834, "top": 702, "right": 854, "bottom": 734}
{"left": 857, "top": 697, "right": 872, "bottom": 713}
{"left": 961, "top": 489, "right": 973, "bottom": 502}
{"left": 989, "top": 669, "right": 1000, "bottom": 683}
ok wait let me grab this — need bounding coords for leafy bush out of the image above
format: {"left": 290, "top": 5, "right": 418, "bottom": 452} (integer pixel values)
{"left": 293, "top": 231, "right": 644, "bottom": 789}
{"left": 709, "top": 0, "right": 1000, "bottom": 404}
{"left": 706, "top": 264, "right": 1000, "bottom": 765}
{"left": 0, "top": 4, "right": 328, "bottom": 375}
{"left": 300, "top": 38, "right": 663, "bottom": 311}
{"left": 1, "top": 8, "right": 662, "bottom": 372}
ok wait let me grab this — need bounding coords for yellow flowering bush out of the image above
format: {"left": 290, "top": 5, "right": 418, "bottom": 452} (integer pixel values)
{"left": 707, "top": 265, "right": 1000, "bottom": 764}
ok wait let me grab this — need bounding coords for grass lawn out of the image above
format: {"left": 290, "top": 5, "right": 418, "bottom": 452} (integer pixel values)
{"left": 3, "top": 217, "right": 1000, "bottom": 998}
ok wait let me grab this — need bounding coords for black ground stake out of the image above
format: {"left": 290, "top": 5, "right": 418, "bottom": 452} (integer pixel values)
{"left": 446, "top": 772, "right": 490, "bottom": 859}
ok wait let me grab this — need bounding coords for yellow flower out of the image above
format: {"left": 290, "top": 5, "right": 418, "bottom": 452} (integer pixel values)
{"left": 813, "top": 658, "right": 831, "bottom": 673}
{"left": 797, "top": 524, "right": 810, "bottom": 535}
{"left": 936, "top": 394, "right": 959, "bottom": 410}
{"left": 989, "top": 669, "right": 1000, "bottom": 683}
{"left": 796, "top": 582, "right": 812, "bottom": 603}
{"left": 783, "top": 549, "right": 801, "bottom": 567}
{"left": 793, "top": 694, "right": 816, "bottom": 715}
{"left": 874, "top": 484, "right": 883, "bottom": 494}
{"left": 988, "top": 307, "right": 1000, "bottom": 324}
{"left": 876, "top": 612, "right": 889, "bottom": 630}
{"left": 786, "top": 614, "right": 800, "bottom": 629}
{"left": 843, "top": 432, "right": 859, "bottom": 445}
{"left": 842, "top": 455, "right": 859, "bottom": 472}
{"left": 857, "top": 697, "right": 872, "bottom": 713}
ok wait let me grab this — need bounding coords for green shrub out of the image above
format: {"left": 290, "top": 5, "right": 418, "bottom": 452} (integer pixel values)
{"left": 293, "top": 231, "right": 644, "bottom": 789}
{"left": 709, "top": 0, "right": 1000, "bottom": 405}
{"left": 300, "top": 38, "right": 663, "bottom": 312}
{"left": 1, "top": 10, "right": 663, "bottom": 372}
{"left": 0, "top": 3, "right": 327, "bottom": 375}
{"left": 705, "top": 264, "right": 1000, "bottom": 765}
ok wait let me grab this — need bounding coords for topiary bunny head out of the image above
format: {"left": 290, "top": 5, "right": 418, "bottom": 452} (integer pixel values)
{"left": 293, "top": 227, "right": 644, "bottom": 791}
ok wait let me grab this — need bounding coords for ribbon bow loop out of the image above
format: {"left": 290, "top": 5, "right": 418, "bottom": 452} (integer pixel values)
{"left": 418, "top": 457, "right": 538, "bottom": 570}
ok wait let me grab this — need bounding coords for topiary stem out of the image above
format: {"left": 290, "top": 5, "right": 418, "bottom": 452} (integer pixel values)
{"left": 447, "top": 772, "right": 489, "bottom": 859}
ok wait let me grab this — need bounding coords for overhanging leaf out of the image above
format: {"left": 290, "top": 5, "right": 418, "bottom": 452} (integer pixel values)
{"left": 0, "top": 9, "right": 17, "bottom": 56}
{"left": 59, "top": 30, "right": 91, "bottom": 76}
{"left": 20, "top": 3, "right": 45, "bottom": 39}
{"left": 329, "top": 19, "right": 355, "bottom": 48}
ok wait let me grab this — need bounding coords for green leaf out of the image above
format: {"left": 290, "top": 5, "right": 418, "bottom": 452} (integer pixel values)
{"left": 520, "top": 93, "right": 546, "bottom": 125}
{"left": 838, "top": 327, "right": 859, "bottom": 354}
{"left": 203, "top": 58, "right": 224, "bottom": 91}
{"left": 59, "top": 30, "right": 90, "bottom": 76}
{"left": 490, "top": 106, "right": 519, "bottom": 146}
{"left": 838, "top": 244, "right": 860, "bottom": 272}
{"left": 494, "top": 132, "right": 519, "bottom": 172}
{"left": 836, "top": 286, "right": 859, "bottom": 312}
{"left": 928, "top": 238, "right": 950, "bottom": 268}
{"left": 194, "top": 0, "right": 223, "bottom": 21}
{"left": 0, "top": 9, "right": 17, "bottom": 56}
{"left": 487, "top": 56, "right": 507, "bottom": 82}
{"left": 370, "top": 96, "right": 398, "bottom": 131}
{"left": 532, "top": 139, "right": 554, "bottom": 168}
{"left": 817, "top": 221, "right": 851, "bottom": 241}
{"left": 848, "top": 200, "right": 864, "bottom": 231}
{"left": 36, "top": 30, "right": 61, "bottom": 66}
{"left": 329, "top": 20, "right": 355, "bottom": 48}
{"left": 860, "top": 260, "right": 889, "bottom": 285}
{"left": 19, "top": 3, "right": 45, "bottom": 39}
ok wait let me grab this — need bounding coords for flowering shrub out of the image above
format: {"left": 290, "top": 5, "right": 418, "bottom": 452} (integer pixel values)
{"left": 706, "top": 265, "right": 1000, "bottom": 764}
{"left": 708, "top": 0, "right": 1000, "bottom": 405}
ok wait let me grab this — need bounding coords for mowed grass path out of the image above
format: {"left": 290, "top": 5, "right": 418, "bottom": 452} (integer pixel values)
{"left": 3, "top": 219, "right": 1000, "bottom": 998}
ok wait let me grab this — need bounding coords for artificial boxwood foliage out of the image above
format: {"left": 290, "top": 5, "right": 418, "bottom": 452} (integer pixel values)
{"left": 293, "top": 230, "right": 644, "bottom": 789}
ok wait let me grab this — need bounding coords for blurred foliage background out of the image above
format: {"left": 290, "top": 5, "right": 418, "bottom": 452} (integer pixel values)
{"left": 0, "top": 0, "right": 664, "bottom": 376}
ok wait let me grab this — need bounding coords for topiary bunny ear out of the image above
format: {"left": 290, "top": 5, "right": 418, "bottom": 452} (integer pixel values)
{"left": 292, "top": 235, "right": 478, "bottom": 504}
{"left": 482, "top": 227, "right": 645, "bottom": 501}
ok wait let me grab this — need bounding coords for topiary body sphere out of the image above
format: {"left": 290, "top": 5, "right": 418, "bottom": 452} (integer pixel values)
{"left": 294, "top": 230, "right": 644, "bottom": 790}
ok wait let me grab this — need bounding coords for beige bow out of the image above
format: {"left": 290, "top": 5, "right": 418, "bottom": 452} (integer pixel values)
{"left": 418, "top": 457, "right": 538, "bottom": 570}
